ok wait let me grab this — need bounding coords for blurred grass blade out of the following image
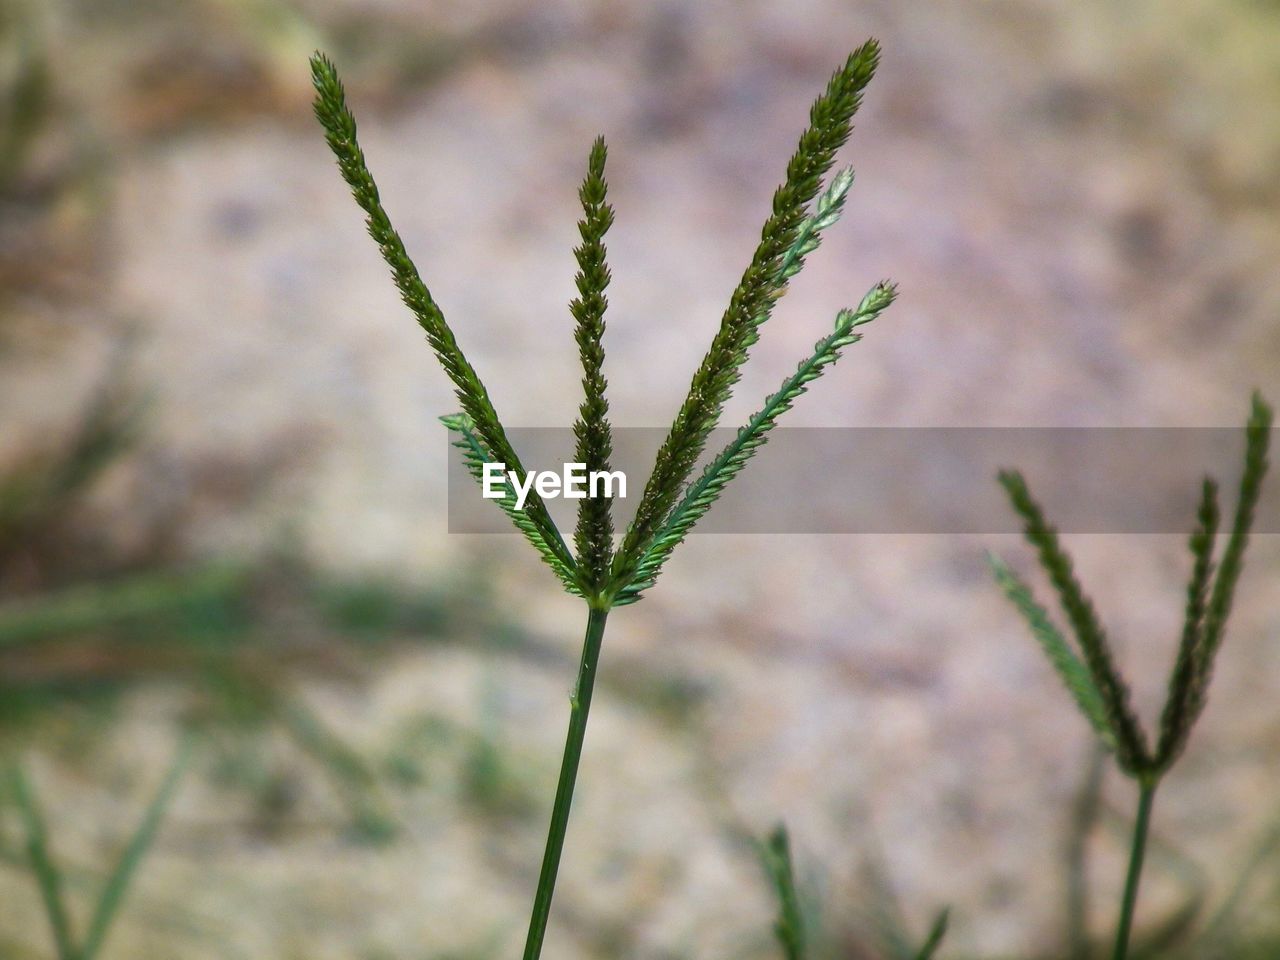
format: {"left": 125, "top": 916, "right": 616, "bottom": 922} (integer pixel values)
{"left": 278, "top": 697, "right": 396, "bottom": 843}
{"left": 1196, "top": 805, "right": 1280, "bottom": 950}
{"left": 0, "top": 339, "right": 142, "bottom": 563}
{"left": 0, "top": 565, "right": 248, "bottom": 649}
{"left": 912, "top": 907, "right": 949, "bottom": 960}
{"left": 987, "top": 552, "right": 1114, "bottom": 749}
{"left": 79, "top": 737, "right": 192, "bottom": 960}
{"left": 6, "top": 762, "right": 77, "bottom": 960}
{"left": 856, "top": 841, "right": 916, "bottom": 960}
{"left": 0, "top": 6, "right": 52, "bottom": 187}
{"left": 1129, "top": 890, "right": 1202, "bottom": 959}
{"left": 1065, "top": 744, "right": 1107, "bottom": 960}
{"left": 761, "top": 825, "right": 806, "bottom": 960}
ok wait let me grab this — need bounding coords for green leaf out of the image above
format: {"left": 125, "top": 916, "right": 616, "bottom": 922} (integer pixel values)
{"left": 278, "top": 698, "right": 396, "bottom": 844}
{"left": 614, "top": 283, "right": 894, "bottom": 603}
{"left": 6, "top": 763, "right": 76, "bottom": 960}
{"left": 442, "top": 414, "right": 581, "bottom": 597}
{"left": 0, "top": 566, "right": 248, "bottom": 650}
{"left": 988, "top": 553, "right": 1115, "bottom": 749}
{"left": 761, "top": 825, "right": 807, "bottom": 960}
{"left": 79, "top": 738, "right": 191, "bottom": 960}
{"left": 912, "top": 908, "right": 949, "bottom": 960}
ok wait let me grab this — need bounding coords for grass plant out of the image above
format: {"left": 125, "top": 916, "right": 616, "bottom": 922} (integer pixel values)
{"left": 312, "top": 39, "right": 894, "bottom": 960}
{"left": 3, "top": 738, "right": 190, "bottom": 960}
{"left": 990, "top": 392, "right": 1272, "bottom": 960}
{"left": 0, "top": 1, "right": 51, "bottom": 193}
{"left": 6, "top": 27, "right": 1272, "bottom": 958}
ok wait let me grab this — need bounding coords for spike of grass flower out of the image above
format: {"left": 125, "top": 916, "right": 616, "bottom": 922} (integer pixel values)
{"left": 312, "top": 40, "right": 890, "bottom": 960}
{"left": 570, "top": 135, "right": 616, "bottom": 594}
{"left": 990, "top": 390, "right": 1272, "bottom": 960}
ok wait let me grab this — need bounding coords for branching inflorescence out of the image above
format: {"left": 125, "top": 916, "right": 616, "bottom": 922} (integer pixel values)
{"left": 312, "top": 41, "right": 891, "bottom": 960}
{"left": 310, "top": 42, "right": 887, "bottom": 612}
{"left": 990, "top": 391, "right": 1272, "bottom": 960}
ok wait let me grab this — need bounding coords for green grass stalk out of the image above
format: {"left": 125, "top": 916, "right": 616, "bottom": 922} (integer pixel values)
{"left": 1113, "top": 781, "right": 1157, "bottom": 960}
{"left": 6, "top": 764, "right": 76, "bottom": 960}
{"left": 521, "top": 606, "right": 609, "bottom": 960}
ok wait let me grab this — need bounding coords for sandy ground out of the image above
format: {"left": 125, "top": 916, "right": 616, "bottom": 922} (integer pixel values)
{"left": 3, "top": 0, "right": 1280, "bottom": 956}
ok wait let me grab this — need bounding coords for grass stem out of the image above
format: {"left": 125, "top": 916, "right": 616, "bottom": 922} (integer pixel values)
{"left": 1113, "top": 781, "right": 1157, "bottom": 960}
{"left": 1066, "top": 744, "right": 1106, "bottom": 960}
{"left": 6, "top": 763, "right": 76, "bottom": 960}
{"left": 521, "top": 605, "right": 610, "bottom": 960}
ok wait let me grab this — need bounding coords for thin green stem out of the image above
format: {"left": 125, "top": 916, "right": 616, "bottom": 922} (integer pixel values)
{"left": 522, "top": 605, "right": 610, "bottom": 960}
{"left": 1066, "top": 744, "right": 1106, "bottom": 960}
{"left": 79, "top": 736, "right": 191, "bottom": 960}
{"left": 1113, "top": 781, "right": 1157, "bottom": 960}
{"left": 6, "top": 762, "right": 77, "bottom": 960}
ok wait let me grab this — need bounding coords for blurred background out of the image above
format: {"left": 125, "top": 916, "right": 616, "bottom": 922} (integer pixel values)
{"left": 0, "top": 0, "right": 1278, "bottom": 956}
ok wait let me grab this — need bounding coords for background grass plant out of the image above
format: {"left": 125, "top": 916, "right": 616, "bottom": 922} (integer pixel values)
{"left": 4, "top": 737, "right": 189, "bottom": 960}
{"left": 990, "top": 391, "right": 1273, "bottom": 960}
